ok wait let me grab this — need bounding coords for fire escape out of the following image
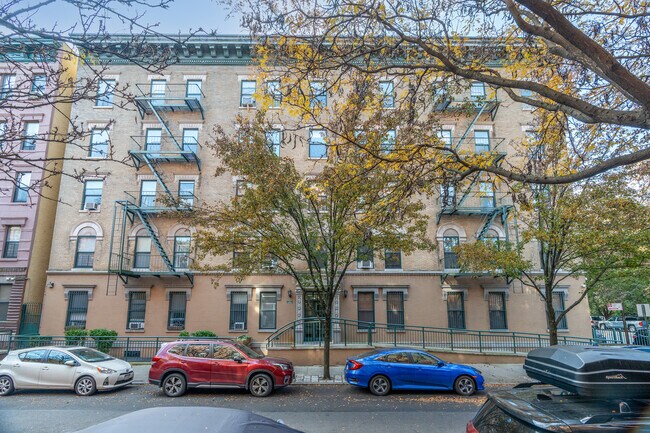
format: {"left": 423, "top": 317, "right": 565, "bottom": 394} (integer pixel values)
{"left": 108, "top": 83, "right": 203, "bottom": 289}
{"left": 435, "top": 91, "right": 513, "bottom": 283}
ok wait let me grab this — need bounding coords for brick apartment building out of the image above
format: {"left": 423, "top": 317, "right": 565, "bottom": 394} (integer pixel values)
{"left": 38, "top": 35, "right": 591, "bottom": 346}
{"left": 0, "top": 41, "right": 77, "bottom": 334}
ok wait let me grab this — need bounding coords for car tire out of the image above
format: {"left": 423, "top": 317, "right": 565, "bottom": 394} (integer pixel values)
{"left": 369, "top": 375, "right": 391, "bottom": 396}
{"left": 75, "top": 376, "right": 97, "bottom": 396}
{"left": 628, "top": 325, "right": 637, "bottom": 332}
{"left": 249, "top": 373, "right": 273, "bottom": 397}
{"left": 454, "top": 375, "right": 477, "bottom": 396}
{"left": 599, "top": 324, "right": 606, "bottom": 330}
{"left": 162, "top": 373, "right": 187, "bottom": 397}
{"left": 0, "top": 376, "right": 14, "bottom": 396}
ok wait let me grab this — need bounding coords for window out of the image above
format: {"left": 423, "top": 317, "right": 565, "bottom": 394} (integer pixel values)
{"left": 232, "top": 251, "right": 248, "bottom": 269}
{"left": 240, "top": 80, "right": 256, "bottom": 107}
{"left": 0, "top": 284, "right": 11, "bottom": 321}
{"left": 483, "top": 228, "right": 499, "bottom": 245}
{"left": 378, "top": 352, "right": 409, "bottom": 363}
{"left": 433, "top": 83, "right": 450, "bottom": 109}
{"left": 386, "top": 292, "right": 405, "bottom": 330}
{"left": 235, "top": 179, "right": 247, "bottom": 197}
{"left": 21, "top": 122, "right": 39, "bottom": 150}
{"left": 520, "top": 88, "right": 533, "bottom": 110}
{"left": 381, "top": 130, "right": 396, "bottom": 153}
{"left": 182, "top": 128, "right": 199, "bottom": 154}
{"left": 310, "top": 81, "right": 327, "bottom": 108}
{"left": 134, "top": 235, "right": 151, "bottom": 269}
{"left": 411, "top": 352, "right": 439, "bottom": 365}
{"left": 259, "top": 292, "right": 277, "bottom": 330}
{"left": 173, "top": 236, "right": 191, "bottom": 269}
{"left": 443, "top": 232, "right": 460, "bottom": 269}
{"left": 167, "top": 344, "right": 186, "bottom": 356}
{"left": 96, "top": 79, "right": 115, "bottom": 106}
{"left": 488, "top": 292, "right": 508, "bottom": 330}
{"left": 309, "top": 129, "right": 327, "bottom": 159}
{"left": 3, "top": 227, "right": 20, "bottom": 259}
{"left": 65, "top": 291, "right": 89, "bottom": 329}
{"left": 213, "top": 344, "right": 240, "bottom": 360}
{"left": 127, "top": 292, "right": 147, "bottom": 329}
{"left": 474, "top": 130, "right": 491, "bottom": 153}
{"left": 31, "top": 74, "right": 47, "bottom": 95}
{"left": 19, "top": 349, "right": 48, "bottom": 363}
{"left": 12, "top": 172, "right": 31, "bottom": 203}
{"left": 186, "top": 344, "right": 210, "bottom": 358}
{"left": 384, "top": 250, "right": 402, "bottom": 270}
{"left": 553, "top": 292, "right": 568, "bottom": 330}
{"left": 479, "top": 182, "right": 495, "bottom": 208}
{"left": 470, "top": 81, "right": 486, "bottom": 99}
{"left": 379, "top": 81, "right": 395, "bottom": 108}
{"left": 178, "top": 180, "right": 195, "bottom": 207}
{"left": 266, "top": 80, "right": 281, "bottom": 107}
{"left": 168, "top": 292, "right": 187, "bottom": 330}
{"left": 447, "top": 292, "right": 465, "bottom": 329}
{"left": 89, "top": 128, "right": 109, "bottom": 158}
{"left": 74, "top": 230, "right": 96, "bottom": 268}
{"left": 266, "top": 129, "right": 281, "bottom": 156}
{"left": 357, "top": 292, "right": 375, "bottom": 329}
{"left": 1, "top": 74, "right": 15, "bottom": 98}
{"left": 140, "top": 180, "right": 157, "bottom": 208}
{"left": 440, "top": 183, "right": 456, "bottom": 207}
{"left": 47, "top": 350, "right": 74, "bottom": 365}
{"left": 229, "top": 291, "right": 248, "bottom": 330}
{"left": 356, "top": 245, "right": 374, "bottom": 269}
{"left": 82, "top": 180, "right": 103, "bottom": 209}
{"left": 185, "top": 80, "right": 202, "bottom": 99}
{"left": 150, "top": 79, "right": 166, "bottom": 100}
{"left": 145, "top": 128, "right": 162, "bottom": 154}
{"left": 438, "top": 129, "right": 452, "bottom": 148}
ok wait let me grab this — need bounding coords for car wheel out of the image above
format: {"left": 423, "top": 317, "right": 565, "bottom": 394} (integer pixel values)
{"left": 628, "top": 325, "right": 637, "bottom": 332}
{"left": 369, "top": 375, "right": 391, "bottom": 396}
{"left": 162, "top": 373, "right": 187, "bottom": 397}
{"left": 454, "top": 375, "right": 476, "bottom": 396}
{"left": 599, "top": 324, "right": 606, "bottom": 330}
{"left": 249, "top": 373, "right": 273, "bottom": 397}
{"left": 75, "top": 376, "right": 97, "bottom": 396}
{"left": 0, "top": 376, "right": 14, "bottom": 396}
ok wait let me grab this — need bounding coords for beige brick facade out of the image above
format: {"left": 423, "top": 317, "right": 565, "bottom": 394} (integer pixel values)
{"left": 40, "top": 37, "right": 591, "bottom": 343}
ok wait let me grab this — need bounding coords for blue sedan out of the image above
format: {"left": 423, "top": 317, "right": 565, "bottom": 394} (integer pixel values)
{"left": 344, "top": 348, "right": 484, "bottom": 396}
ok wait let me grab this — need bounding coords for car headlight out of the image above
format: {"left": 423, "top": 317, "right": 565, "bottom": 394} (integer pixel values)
{"left": 272, "top": 363, "right": 291, "bottom": 371}
{"left": 97, "top": 367, "right": 116, "bottom": 374}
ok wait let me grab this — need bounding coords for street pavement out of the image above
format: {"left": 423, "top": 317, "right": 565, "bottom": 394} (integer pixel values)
{"left": 0, "top": 382, "right": 511, "bottom": 433}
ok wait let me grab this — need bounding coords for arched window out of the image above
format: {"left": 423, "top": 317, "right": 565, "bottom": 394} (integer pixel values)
{"left": 484, "top": 228, "right": 500, "bottom": 245}
{"left": 173, "top": 228, "right": 191, "bottom": 269}
{"left": 443, "top": 228, "right": 460, "bottom": 269}
{"left": 75, "top": 227, "right": 96, "bottom": 268}
{"left": 134, "top": 229, "right": 151, "bottom": 269}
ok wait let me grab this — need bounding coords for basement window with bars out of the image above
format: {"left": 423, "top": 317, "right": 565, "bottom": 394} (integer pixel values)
{"left": 167, "top": 292, "right": 187, "bottom": 330}
{"left": 447, "top": 292, "right": 466, "bottom": 329}
{"left": 229, "top": 292, "right": 248, "bottom": 331}
{"left": 65, "top": 291, "right": 89, "bottom": 329}
{"left": 553, "top": 292, "right": 568, "bottom": 330}
{"left": 127, "top": 292, "right": 147, "bottom": 330}
{"left": 488, "top": 292, "right": 508, "bottom": 330}
{"left": 386, "top": 292, "right": 405, "bottom": 330}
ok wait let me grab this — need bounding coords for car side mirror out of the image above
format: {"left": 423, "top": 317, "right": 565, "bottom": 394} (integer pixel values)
{"left": 233, "top": 355, "right": 244, "bottom": 363}
{"left": 438, "top": 361, "right": 446, "bottom": 367}
{"left": 64, "top": 360, "right": 78, "bottom": 367}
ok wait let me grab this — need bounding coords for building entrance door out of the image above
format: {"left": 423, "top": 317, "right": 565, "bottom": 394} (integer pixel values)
{"left": 303, "top": 292, "right": 325, "bottom": 343}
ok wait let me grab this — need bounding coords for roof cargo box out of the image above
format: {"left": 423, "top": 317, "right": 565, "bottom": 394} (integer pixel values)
{"left": 524, "top": 345, "right": 650, "bottom": 398}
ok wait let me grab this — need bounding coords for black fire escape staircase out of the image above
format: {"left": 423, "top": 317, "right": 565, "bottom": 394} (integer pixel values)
{"left": 107, "top": 84, "right": 204, "bottom": 291}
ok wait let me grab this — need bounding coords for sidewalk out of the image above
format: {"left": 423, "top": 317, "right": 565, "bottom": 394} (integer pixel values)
{"left": 132, "top": 363, "right": 527, "bottom": 385}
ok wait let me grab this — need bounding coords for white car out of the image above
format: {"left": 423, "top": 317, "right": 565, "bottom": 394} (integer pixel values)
{"left": 0, "top": 346, "right": 133, "bottom": 396}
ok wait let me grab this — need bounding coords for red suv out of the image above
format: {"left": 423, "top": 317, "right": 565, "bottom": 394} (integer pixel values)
{"left": 149, "top": 339, "right": 294, "bottom": 397}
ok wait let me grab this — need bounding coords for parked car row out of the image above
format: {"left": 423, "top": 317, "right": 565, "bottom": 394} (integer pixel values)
{"left": 0, "top": 339, "right": 485, "bottom": 398}
{"left": 591, "top": 315, "right": 647, "bottom": 331}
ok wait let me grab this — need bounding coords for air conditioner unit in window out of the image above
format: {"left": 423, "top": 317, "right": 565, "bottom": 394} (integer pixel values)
{"left": 358, "top": 260, "right": 374, "bottom": 269}
{"left": 128, "top": 322, "right": 144, "bottom": 330}
{"left": 233, "top": 322, "right": 245, "bottom": 331}
{"left": 84, "top": 202, "right": 98, "bottom": 211}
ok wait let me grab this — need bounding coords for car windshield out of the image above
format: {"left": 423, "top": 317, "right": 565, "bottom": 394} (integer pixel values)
{"left": 233, "top": 343, "right": 263, "bottom": 359}
{"left": 69, "top": 348, "right": 113, "bottom": 362}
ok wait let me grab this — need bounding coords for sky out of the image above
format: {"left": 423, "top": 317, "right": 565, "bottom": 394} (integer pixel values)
{"left": 26, "top": 0, "right": 245, "bottom": 35}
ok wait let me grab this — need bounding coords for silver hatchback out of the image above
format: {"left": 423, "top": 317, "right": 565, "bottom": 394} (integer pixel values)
{"left": 0, "top": 346, "right": 133, "bottom": 396}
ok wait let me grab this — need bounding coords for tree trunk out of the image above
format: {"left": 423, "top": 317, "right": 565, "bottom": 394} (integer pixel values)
{"left": 546, "top": 296, "right": 559, "bottom": 346}
{"left": 322, "top": 316, "right": 331, "bottom": 380}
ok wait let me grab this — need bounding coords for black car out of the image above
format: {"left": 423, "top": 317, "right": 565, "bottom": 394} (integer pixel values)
{"left": 468, "top": 383, "right": 650, "bottom": 433}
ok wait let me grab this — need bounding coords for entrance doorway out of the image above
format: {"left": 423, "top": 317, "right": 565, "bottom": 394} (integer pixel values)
{"left": 303, "top": 292, "right": 325, "bottom": 343}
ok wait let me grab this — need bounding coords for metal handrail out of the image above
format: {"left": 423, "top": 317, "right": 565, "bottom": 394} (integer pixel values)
{"left": 135, "top": 83, "right": 206, "bottom": 99}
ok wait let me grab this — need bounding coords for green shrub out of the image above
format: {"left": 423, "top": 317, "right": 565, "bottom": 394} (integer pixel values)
{"left": 64, "top": 328, "right": 88, "bottom": 346}
{"left": 236, "top": 335, "right": 252, "bottom": 346}
{"left": 178, "top": 331, "right": 190, "bottom": 338}
{"left": 191, "top": 330, "right": 216, "bottom": 338}
{"left": 88, "top": 329, "right": 118, "bottom": 354}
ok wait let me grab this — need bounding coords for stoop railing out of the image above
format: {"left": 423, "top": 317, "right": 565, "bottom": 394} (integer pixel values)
{"left": 266, "top": 318, "right": 596, "bottom": 354}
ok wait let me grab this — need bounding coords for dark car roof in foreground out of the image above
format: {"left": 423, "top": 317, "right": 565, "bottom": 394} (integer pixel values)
{"left": 71, "top": 407, "right": 304, "bottom": 433}
{"left": 489, "top": 384, "right": 650, "bottom": 430}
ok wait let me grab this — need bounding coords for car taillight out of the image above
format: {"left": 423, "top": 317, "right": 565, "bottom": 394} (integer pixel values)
{"left": 348, "top": 360, "right": 363, "bottom": 370}
{"left": 466, "top": 421, "right": 479, "bottom": 433}
{"left": 152, "top": 356, "right": 161, "bottom": 363}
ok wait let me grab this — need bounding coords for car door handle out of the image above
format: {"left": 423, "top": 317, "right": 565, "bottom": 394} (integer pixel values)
{"left": 13, "top": 364, "right": 20, "bottom": 368}
{"left": 42, "top": 366, "right": 49, "bottom": 370}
